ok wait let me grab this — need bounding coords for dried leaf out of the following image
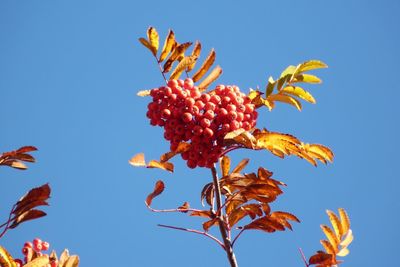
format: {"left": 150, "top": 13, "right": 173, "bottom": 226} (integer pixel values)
{"left": 320, "top": 239, "right": 336, "bottom": 255}
{"left": 336, "top": 247, "right": 350, "bottom": 257}
{"left": 203, "top": 218, "right": 218, "bottom": 231}
{"left": 137, "top": 90, "right": 151, "bottom": 97}
{"left": 190, "top": 210, "right": 213, "bottom": 219}
{"left": 192, "top": 49, "right": 215, "bottom": 82}
{"left": 198, "top": 65, "right": 222, "bottom": 91}
{"left": 340, "top": 229, "right": 353, "bottom": 248}
{"left": 268, "top": 94, "right": 302, "bottom": 111}
{"left": 160, "top": 142, "right": 191, "bottom": 162}
{"left": 0, "top": 246, "right": 16, "bottom": 267}
{"left": 16, "top": 146, "right": 38, "bottom": 153}
{"left": 187, "top": 41, "right": 201, "bottom": 72}
{"left": 58, "top": 249, "right": 70, "bottom": 267}
{"left": 15, "top": 184, "right": 51, "bottom": 215}
{"left": 64, "top": 255, "right": 80, "bottom": 267}
{"left": 145, "top": 180, "right": 165, "bottom": 206}
{"left": 266, "top": 76, "right": 275, "bottom": 97}
{"left": 159, "top": 30, "right": 176, "bottom": 62}
{"left": 8, "top": 161, "right": 27, "bottom": 170}
{"left": 224, "top": 129, "right": 256, "bottom": 148}
{"left": 326, "top": 209, "right": 342, "bottom": 240}
{"left": 163, "top": 42, "right": 193, "bottom": 73}
{"left": 10, "top": 209, "right": 47, "bottom": 229}
{"left": 338, "top": 208, "right": 350, "bottom": 234}
{"left": 231, "top": 159, "right": 249, "bottom": 174}
{"left": 308, "top": 251, "right": 334, "bottom": 265}
{"left": 170, "top": 55, "right": 198, "bottom": 80}
{"left": 321, "top": 225, "right": 340, "bottom": 250}
{"left": 128, "top": 153, "right": 146, "bottom": 167}
{"left": 23, "top": 255, "right": 49, "bottom": 267}
{"left": 178, "top": 202, "right": 190, "bottom": 212}
{"left": 220, "top": 156, "right": 231, "bottom": 177}
{"left": 138, "top": 38, "right": 155, "bottom": 56}
{"left": 147, "top": 160, "right": 174, "bottom": 172}
{"left": 282, "top": 86, "right": 316, "bottom": 104}
{"left": 200, "top": 182, "right": 214, "bottom": 207}
{"left": 147, "top": 27, "right": 159, "bottom": 57}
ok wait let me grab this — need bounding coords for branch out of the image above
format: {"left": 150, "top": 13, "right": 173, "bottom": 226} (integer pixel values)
{"left": 211, "top": 166, "right": 238, "bottom": 267}
{"left": 158, "top": 224, "right": 224, "bottom": 249}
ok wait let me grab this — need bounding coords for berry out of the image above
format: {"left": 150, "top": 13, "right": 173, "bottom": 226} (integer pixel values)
{"left": 42, "top": 241, "right": 50, "bottom": 251}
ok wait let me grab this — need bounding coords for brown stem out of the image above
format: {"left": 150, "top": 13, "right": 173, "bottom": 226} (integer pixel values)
{"left": 0, "top": 204, "right": 16, "bottom": 239}
{"left": 211, "top": 166, "right": 238, "bottom": 267}
{"left": 299, "top": 248, "right": 309, "bottom": 267}
{"left": 154, "top": 55, "right": 167, "bottom": 83}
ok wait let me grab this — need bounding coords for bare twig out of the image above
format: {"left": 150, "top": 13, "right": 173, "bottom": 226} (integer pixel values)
{"left": 158, "top": 224, "right": 224, "bottom": 249}
{"left": 299, "top": 248, "right": 309, "bottom": 267}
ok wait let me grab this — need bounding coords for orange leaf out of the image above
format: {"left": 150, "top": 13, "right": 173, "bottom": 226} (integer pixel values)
{"left": 10, "top": 209, "right": 46, "bottom": 229}
{"left": 231, "top": 158, "right": 250, "bottom": 174}
{"left": 308, "top": 251, "right": 334, "bottom": 265}
{"left": 170, "top": 55, "right": 198, "bottom": 80}
{"left": 147, "top": 27, "right": 159, "bottom": 56}
{"left": 147, "top": 160, "right": 174, "bottom": 172}
{"left": 220, "top": 156, "right": 231, "bottom": 177}
{"left": 198, "top": 65, "right": 223, "bottom": 91}
{"left": 190, "top": 210, "right": 213, "bottom": 219}
{"left": 159, "top": 30, "right": 176, "bottom": 62}
{"left": 321, "top": 225, "right": 340, "bottom": 251}
{"left": 163, "top": 42, "right": 193, "bottom": 73}
{"left": 187, "top": 41, "right": 201, "bottom": 72}
{"left": 203, "top": 218, "right": 218, "bottom": 231}
{"left": 128, "top": 153, "right": 146, "bottom": 167}
{"left": 192, "top": 49, "right": 215, "bottom": 82}
{"left": 145, "top": 180, "right": 165, "bottom": 206}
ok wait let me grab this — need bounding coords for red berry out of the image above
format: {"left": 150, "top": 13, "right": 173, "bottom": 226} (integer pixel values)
{"left": 201, "top": 93, "right": 211, "bottom": 103}
{"left": 200, "top": 118, "right": 211, "bottom": 128}
{"left": 204, "top": 110, "right": 215, "bottom": 120}
{"left": 42, "top": 241, "right": 50, "bottom": 251}
{"left": 203, "top": 128, "right": 214, "bottom": 138}
{"left": 24, "top": 242, "right": 33, "bottom": 248}
{"left": 182, "top": 112, "right": 193, "bottom": 123}
{"left": 187, "top": 159, "right": 197, "bottom": 169}
{"left": 193, "top": 126, "right": 203, "bottom": 136}
{"left": 230, "top": 120, "right": 240, "bottom": 131}
{"left": 227, "top": 104, "right": 236, "bottom": 112}
{"left": 34, "top": 243, "right": 42, "bottom": 252}
{"left": 167, "top": 79, "right": 178, "bottom": 88}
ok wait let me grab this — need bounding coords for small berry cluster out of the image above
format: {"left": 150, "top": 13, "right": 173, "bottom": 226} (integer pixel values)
{"left": 17, "top": 238, "right": 57, "bottom": 267}
{"left": 146, "top": 78, "right": 258, "bottom": 168}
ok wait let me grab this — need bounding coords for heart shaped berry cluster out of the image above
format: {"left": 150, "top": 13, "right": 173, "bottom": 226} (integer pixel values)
{"left": 146, "top": 78, "right": 258, "bottom": 168}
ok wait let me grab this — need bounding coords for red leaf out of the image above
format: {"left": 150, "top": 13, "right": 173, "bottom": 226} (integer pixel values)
{"left": 309, "top": 251, "right": 334, "bottom": 265}
{"left": 145, "top": 180, "right": 165, "bottom": 206}
{"left": 10, "top": 209, "right": 47, "bottom": 229}
{"left": 14, "top": 184, "right": 51, "bottom": 216}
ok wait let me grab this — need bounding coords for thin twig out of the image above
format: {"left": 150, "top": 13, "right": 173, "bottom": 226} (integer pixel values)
{"left": 211, "top": 166, "right": 238, "bottom": 267}
{"left": 0, "top": 204, "right": 16, "bottom": 239}
{"left": 299, "top": 248, "right": 309, "bottom": 267}
{"left": 232, "top": 228, "right": 245, "bottom": 247}
{"left": 158, "top": 224, "right": 225, "bottom": 249}
{"left": 154, "top": 55, "right": 167, "bottom": 83}
{"left": 146, "top": 204, "right": 203, "bottom": 214}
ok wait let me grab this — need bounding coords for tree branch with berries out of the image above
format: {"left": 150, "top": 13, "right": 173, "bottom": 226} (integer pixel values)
{"left": 131, "top": 27, "right": 354, "bottom": 267}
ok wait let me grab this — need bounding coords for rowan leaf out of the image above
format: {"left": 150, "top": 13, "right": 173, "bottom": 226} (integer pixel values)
{"left": 282, "top": 86, "right": 316, "bottom": 104}
{"left": 15, "top": 184, "right": 51, "bottom": 215}
{"left": 128, "top": 153, "right": 146, "bottom": 167}
{"left": 293, "top": 73, "right": 322, "bottom": 84}
{"left": 277, "top": 65, "right": 296, "bottom": 90}
{"left": 16, "top": 146, "right": 38, "bottom": 153}
{"left": 321, "top": 224, "right": 340, "bottom": 250}
{"left": 163, "top": 42, "right": 193, "bottom": 73}
{"left": 159, "top": 30, "right": 176, "bottom": 62}
{"left": 137, "top": 90, "right": 151, "bottom": 97}
{"left": 203, "top": 218, "right": 218, "bottom": 231}
{"left": 8, "top": 161, "right": 27, "bottom": 170}
{"left": 10, "top": 209, "right": 47, "bottom": 229}
{"left": 190, "top": 210, "right": 213, "bottom": 219}
{"left": 64, "top": 255, "right": 80, "bottom": 267}
{"left": 160, "top": 142, "right": 190, "bottom": 162}
{"left": 326, "top": 209, "right": 342, "bottom": 239}
{"left": 145, "top": 180, "right": 165, "bottom": 206}
{"left": 58, "top": 249, "right": 70, "bottom": 267}
{"left": 220, "top": 156, "right": 231, "bottom": 177}
{"left": 147, "top": 160, "right": 174, "bottom": 172}
{"left": 200, "top": 182, "right": 214, "bottom": 207}
{"left": 336, "top": 247, "right": 350, "bottom": 257}
{"left": 266, "top": 76, "right": 275, "bottom": 96}
{"left": 24, "top": 255, "right": 50, "bottom": 267}
{"left": 192, "top": 49, "right": 215, "bottom": 82}
{"left": 198, "top": 65, "right": 222, "bottom": 91}
{"left": 231, "top": 158, "right": 249, "bottom": 174}
{"left": 170, "top": 55, "right": 198, "bottom": 80}
{"left": 147, "top": 27, "right": 159, "bottom": 57}
{"left": 340, "top": 229, "right": 353, "bottom": 248}
{"left": 138, "top": 38, "right": 155, "bottom": 56}
{"left": 301, "top": 143, "right": 334, "bottom": 164}
{"left": 178, "top": 202, "right": 190, "bottom": 212}
{"left": 338, "top": 208, "right": 350, "bottom": 234}
{"left": 268, "top": 94, "right": 302, "bottom": 110}
{"left": 309, "top": 251, "right": 334, "bottom": 265}
{"left": 320, "top": 239, "right": 336, "bottom": 255}
{"left": 0, "top": 246, "right": 16, "bottom": 267}
{"left": 186, "top": 41, "right": 201, "bottom": 72}
{"left": 297, "top": 60, "right": 328, "bottom": 73}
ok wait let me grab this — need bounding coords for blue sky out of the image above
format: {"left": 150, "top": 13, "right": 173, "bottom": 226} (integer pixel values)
{"left": 1, "top": 0, "right": 399, "bottom": 266}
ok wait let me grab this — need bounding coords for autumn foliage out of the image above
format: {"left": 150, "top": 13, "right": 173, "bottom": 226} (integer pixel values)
{"left": 0, "top": 147, "right": 79, "bottom": 267}
{"left": 132, "top": 27, "right": 354, "bottom": 267}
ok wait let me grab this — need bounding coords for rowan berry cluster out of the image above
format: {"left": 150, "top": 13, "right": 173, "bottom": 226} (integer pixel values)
{"left": 146, "top": 78, "right": 258, "bottom": 168}
{"left": 16, "top": 238, "right": 57, "bottom": 267}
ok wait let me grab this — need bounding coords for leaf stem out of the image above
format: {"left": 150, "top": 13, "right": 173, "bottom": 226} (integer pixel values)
{"left": 211, "top": 165, "right": 239, "bottom": 267}
{"left": 0, "top": 204, "right": 16, "bottom": 239}
{"left": 146, "top": 204, "right": 203, "bottom": 214}
{"left": 154, "top": 56, "right": 167, "bottom": 83}
{"left": 158, "top": 224, "right": 224, "bottom": 249}
{"left": 231, "top": 228, "right": 245, "bottom": 247}
{"left": 299, "top": 248, "right": 309, "bottom": 267}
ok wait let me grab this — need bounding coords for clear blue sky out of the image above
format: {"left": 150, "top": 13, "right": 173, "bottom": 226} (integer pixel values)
{"left": 1, "top": 1, "right": 399, "bottom": 266}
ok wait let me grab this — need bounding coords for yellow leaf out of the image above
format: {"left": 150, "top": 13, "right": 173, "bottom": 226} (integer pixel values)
{"left": 321, "top": 224, "right": 340, "bottom": 251}
{"left": 266, "top": 76, "right": 275, "bottom": 96}
{"left": 326, "top": 209, "right": 343, "bottom": 240}
{"left": 340, "top": 229, "right": 354, "bottom": 248}
{"left": 170, "top": 55, "right": 198, "bottom": 80}
{"left": 254, "top": 130, "right": 301, "bottom": 157}
{"left": 160, "top": 142, "right": 191, "bottom": 162}
{"left": 187, "top": 41, "right": 201, "bottom": 72}
{"left": 163, "top": 42, "right": 193, "bottom": 73}
{"left": 220, "top": 156, "right": 231, "bottom": 177}
{"left": 138, "top": 38, "right": 155, "bottom": 56}
{"left": 0, "top": 246, "right": 16, "bottom": 267}
{"left": 24, "top": 255, "right": 50, "bottom": 267}
{"left": 302, "top": 143, "right": 334, "bottom": 163}
{"left": 192, "top": 49, "right": 216, "bottom": 82}
{"left": 147, "top": 160, "right": 174, "bottom": 172}
{"left": 282, "top": 86, "right": 316, "bottom": 104}
{"left": 147, "top": 27, "right": 159, "bottom": 57}
{"left": 293, "top": 74, "right": 322, "bottom": 84}
{"left": 297, "top": 60, "right": 328, "bottom": 73}
{"left": 129, "top": 153, "right": 146, "bottom": 167}
{"left": 224, "top": 129, "right": 256, "bottom": 148}
{"left": 267, "top": 93, "right": 302, "bottom": 111}
{"left": 339, "top": 208, "right": 350, "bottom": 234}
{"left": 198, "top": 65, "right": 223, "bottom": 91}
{"left": 137, "top": 90, "right": 151, "bottom": 97}
{"left": 336, "top": 247, "right": 350, "bottom": 257}
{"left": 159, "top": 30, "right": 176, "bottom": 62}
{"left": 64, "top": 255, "right": 80, "bottom": 267}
